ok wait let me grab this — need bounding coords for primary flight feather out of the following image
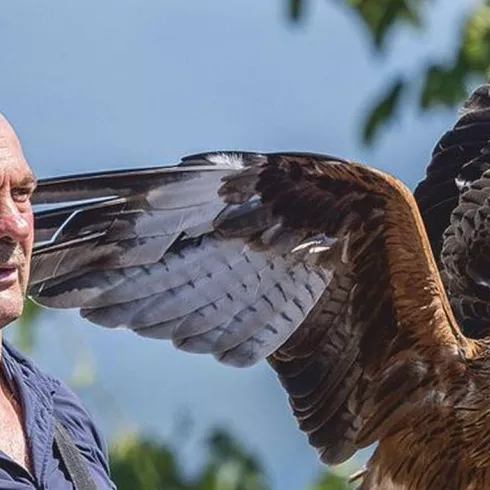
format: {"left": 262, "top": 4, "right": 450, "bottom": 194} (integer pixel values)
{"left": 27, "top": 84, "right": 490, "bottom": 489}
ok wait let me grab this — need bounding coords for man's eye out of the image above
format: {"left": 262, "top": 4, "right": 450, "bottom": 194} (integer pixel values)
{"left": 12, "top": 188, "right": 32, "bottom": 203}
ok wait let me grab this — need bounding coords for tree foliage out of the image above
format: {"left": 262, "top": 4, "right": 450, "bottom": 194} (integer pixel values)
{"left": 288, "top": 0, "right": 490, "bottom": 143}
{"left": 109, "top": 430, "right": 353, "bottom": 490}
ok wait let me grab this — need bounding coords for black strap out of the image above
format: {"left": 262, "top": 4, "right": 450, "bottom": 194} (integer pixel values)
{"left": 53, "top": 420, "right": 98, "bottom": 490}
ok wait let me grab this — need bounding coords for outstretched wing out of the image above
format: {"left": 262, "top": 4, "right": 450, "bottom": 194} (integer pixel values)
{"left": 29, "top": 151, "right": 474, "bottom": 466}
{"left": 414, "top": 84, "right": 490, "bottom": 261}
{"left": 415, "top": 84, "right": 490, "bottom": 338}
{"left": 30, "top": 154, "right": 332, "bottom": 366}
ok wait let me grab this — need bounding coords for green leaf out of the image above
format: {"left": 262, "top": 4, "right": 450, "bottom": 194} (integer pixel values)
{"left": 345, "top": 0, "right": 424, "bottom": 49}
{"left": 288, "top": 0, "right": 305, "bottom": 21}
{"left": 310, "top": 471, "right": 353, "bottom": 489}
{"left": 419, "top": 63, "right": 467, "bottom": 109}
{"left": 206, "top": 429, "right": 269, "bottom": 490}
{"left": 110, "top": 435, "right": 190, "bottom": 490}
{"left": 362, "top": 79, "right": 405, "bottom": 144}
{"left": 459, "top": 3, "right": 490, "bottom": 71}
{"left": 417, "top": 3, "right": 490, "bottom": 111}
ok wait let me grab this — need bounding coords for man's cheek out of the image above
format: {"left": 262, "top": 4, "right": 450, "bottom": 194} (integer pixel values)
{"left": 20, "top": 265, "right": 29, "bottom": 293}
{"left": 22, "top": 239, "right": 33, "bottom": 292}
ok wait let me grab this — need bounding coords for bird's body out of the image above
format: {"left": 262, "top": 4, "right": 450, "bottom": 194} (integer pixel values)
{"left": 26, "top": 84, "right": 490, "bottom": 489}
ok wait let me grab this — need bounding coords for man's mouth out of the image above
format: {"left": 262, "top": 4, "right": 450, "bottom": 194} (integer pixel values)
{"left": 0, "top": 266, "right": 18, "bottom": 285}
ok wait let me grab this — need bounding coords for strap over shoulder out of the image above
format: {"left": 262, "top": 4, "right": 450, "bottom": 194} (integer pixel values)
{"left": 53, "top": 420, "right": 98, "bottom": 490}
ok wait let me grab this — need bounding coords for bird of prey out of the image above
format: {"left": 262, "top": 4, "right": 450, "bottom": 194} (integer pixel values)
{"left": 27, "top": 84, "right": 490, "bottom": 489}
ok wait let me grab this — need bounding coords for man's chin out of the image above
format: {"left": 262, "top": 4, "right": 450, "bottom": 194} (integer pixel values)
{"left": 0, "top": 290, "right": 25, "bottom": 328}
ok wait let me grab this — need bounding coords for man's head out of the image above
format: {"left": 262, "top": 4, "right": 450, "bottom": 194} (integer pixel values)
{"left": 0, "top": 114, "right": 36, "bottom": 328}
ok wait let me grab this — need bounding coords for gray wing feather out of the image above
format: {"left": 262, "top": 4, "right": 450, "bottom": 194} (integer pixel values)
{"left": 30, "top": 152, "right": 333, "bottom": 366}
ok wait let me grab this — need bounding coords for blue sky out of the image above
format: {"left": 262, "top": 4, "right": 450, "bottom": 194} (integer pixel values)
{"left": 0, "top": 1, "right": 479, "bottom": 489}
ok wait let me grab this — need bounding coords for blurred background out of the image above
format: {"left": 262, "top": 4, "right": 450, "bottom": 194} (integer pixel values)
{"left": 1, "top": 0, "right": 489, "bottom": 488}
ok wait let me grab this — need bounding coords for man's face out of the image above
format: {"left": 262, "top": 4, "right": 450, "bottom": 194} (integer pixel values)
{"left": 0, "top": 115, "right": 36, "bottom": 328}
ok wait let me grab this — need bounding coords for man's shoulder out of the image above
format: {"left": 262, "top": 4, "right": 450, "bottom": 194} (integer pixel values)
{"left": 3, "top": 340, "right": 108, "bottom": 456}
{"left": 52, "top": 375, "right": 109, "bottom": 457}
{"left": 3, "top": 340, "right": 114, "bottom": 487}
{"left": 2, "top": 340, "right": 61, "bottom": 396}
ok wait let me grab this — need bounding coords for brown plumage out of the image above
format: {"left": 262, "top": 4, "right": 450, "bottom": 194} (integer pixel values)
{"left": 27, "top": 85, "right": 490, "bottom": 489}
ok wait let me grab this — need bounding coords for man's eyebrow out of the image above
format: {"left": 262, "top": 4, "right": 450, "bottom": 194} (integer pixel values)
{"left": 18, "top": 174, "right": 38, "bottom": 189}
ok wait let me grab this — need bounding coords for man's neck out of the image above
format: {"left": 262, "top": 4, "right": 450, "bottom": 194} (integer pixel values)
{"left": 0, "top": 334, "right": 32, "bottom": 473}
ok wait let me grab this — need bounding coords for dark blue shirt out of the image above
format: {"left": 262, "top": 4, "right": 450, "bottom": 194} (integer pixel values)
{"left": 0, "top": 340, "right": 116, "bottom": 489}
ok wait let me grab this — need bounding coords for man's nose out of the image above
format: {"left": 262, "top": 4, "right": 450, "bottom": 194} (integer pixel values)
{"left": 0, "top": 199, "right": 30, "bottom": 242}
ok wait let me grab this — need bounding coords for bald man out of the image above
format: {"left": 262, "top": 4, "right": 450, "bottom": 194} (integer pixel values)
{"left": 0, "top": 114, "right": 115, "bottom": 489}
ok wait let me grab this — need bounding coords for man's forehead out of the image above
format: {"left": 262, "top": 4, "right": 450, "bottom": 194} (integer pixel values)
{"left": 0, "top": 113, "right": 32, "bottom": 175}
{"left": 0, "top": 113, "right": 10, "bottom": 130}
{"left": 0, "top": 113, "right": 22, "bottom": 147}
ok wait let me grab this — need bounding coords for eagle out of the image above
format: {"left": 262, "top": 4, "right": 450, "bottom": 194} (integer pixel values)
{"left": 26, "top": 84, "right": 490, "bottom": 489}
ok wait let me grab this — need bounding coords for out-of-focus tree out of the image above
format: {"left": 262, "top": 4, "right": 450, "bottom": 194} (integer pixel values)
{"left": 109, "top": 429, "right": 354, "bottom": 490}
{"left": 287, "top": 0, "right": 490, "bottom": 143}
{"left": 310, "top": 472, "right": 355, "bottom": 490}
